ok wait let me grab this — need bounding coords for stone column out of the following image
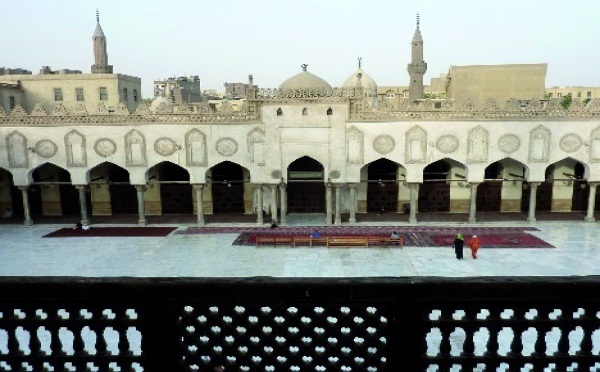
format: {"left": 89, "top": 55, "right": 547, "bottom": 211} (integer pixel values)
{"left": 193, "top": 184, "right": 205, "bottom": 225}
{"left": 256, "top": 184, "right": 264, "bottom": 225}
{"left": 527, "top": 182, "right": 540, "bottom": 223}
{"left": 76, "top": 185, "right": 89, "bottom": 225}
{"left": 467, "top": 183, "right": 480, "bottom": 223}
{"left": 334, "top": 184, "right": 342, "bottom": 225}
{"left": 585, "top": 182, "right": 598, "bottom": 222}
{"left": 325, "top": 183, "right": 333, "bottom": 225}
{"left": 279, "top": 183, "right": 287, "bottom": 226}
{"left": 270, "top": 184, "right": 278, "bottom": 223}
{"left": 19, "top": 186, "right": 33, "bottom": 226}
{"left": 348, "top": 183, "right": 357, "bottom": 224}
{"left": 135, "top": 185, "right": 147, "bottom": 226}
{"left": 408, "top": 183, "right": 419, "bottom": 224}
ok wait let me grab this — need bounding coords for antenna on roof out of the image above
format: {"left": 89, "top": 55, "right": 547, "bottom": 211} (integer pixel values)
{"left": 301, "top": 64, "right": 308, "bottom": 72}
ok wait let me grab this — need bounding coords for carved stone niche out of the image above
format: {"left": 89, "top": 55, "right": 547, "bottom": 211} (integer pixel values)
{"left": 185, "top": 129, "right": 207, "bottom": 166}
{"left": 65, "top": 130, "right": 87, "bottom": 167}
{"left": 528, "top": 125, "right": 551, "bottom": 163}
{"left": 405, "top": 126, "right": 426, "bottom": 164}
{"left": 247, "top": 128, "right": 265, "bottom": 164}
{"left": 467, "top": 126, "right": 489, "bottom": 163}
{"left": 125, "top": 130, "right": 147, "bottom": 166}
{"left": 6, "top": 131, "right": 28, "bottom": 168}
{"left": 346, "top": 126, "right": 364, "bottom": 164}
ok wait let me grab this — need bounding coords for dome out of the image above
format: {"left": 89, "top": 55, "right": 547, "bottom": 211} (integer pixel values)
{"left": 150, "top": 97, "right": 173, "bottom": 112}
{"left": 279, "top": 66, "right": 332, "bottom": 92}
{"left": 342, "top": 68, "right": 377, "bottom": 95}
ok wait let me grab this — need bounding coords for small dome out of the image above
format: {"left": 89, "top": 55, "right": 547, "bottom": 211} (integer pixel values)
{"left": 279, "top": 67, "right": 332, "bottom": 92}
{"left": 342, "top": 68, "right": 377, "bottom": 94}
{"left": 150, "top": 97, "right": 173, "bottom": 112}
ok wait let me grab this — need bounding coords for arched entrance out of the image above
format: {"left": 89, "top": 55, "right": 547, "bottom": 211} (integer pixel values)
{"left": 32, "top": 163, "right": 76, "bottom": 216}
{"left": 366, "top": 159, "right": 399, "bottom": 212}
{"left": 287, "top": 157, "right": 325, "bottom": 213}
{"left": 89, "top": 162, "right": 136, "bottom": 215}
{"left": 571, "top": 162, "right": 592, "bottom": 212}
{"left": 209, "top": 161, "right": 245, "bottom": 213}
{"left": 476, "top": 162, "right": 503, "bottom": 212}
{"left": 147, "top": 162, "right": 192, "bottom": 214}
{"left": 419, "top": 160, "right": 451, "bottom": 212}
{"left": 0, "top": 168, "right": 20, "bottom": 217}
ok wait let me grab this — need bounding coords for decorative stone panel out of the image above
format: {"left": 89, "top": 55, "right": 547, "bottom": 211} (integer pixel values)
{"left": 6, "top": 131, "right": 28, "bottom": 168}
{"left": 94, "top": 138, "right": 117, "bottom": 158}
{"left": 271, "top": 170, "right": 282, "bottom": 180}
{"left": 346, "top": 126, "right": 364, "bottom": 164}
{"left": 590, "top": 126, "right": 600, "bottom": 163}
{"left": 528, "top": 125, "right": 550, "bottom": 163}
{"left": 559, "top": 133, "right": 582, "bottom": 154}
{"left": 96, "top": 102, "right": 109, "bottom": 115}
{"left": 405, "top": 126, "right": 426, "bottom": 163}
{"left": 436, "top": 134, "right": 459, "bottom": 154}
{"left": 498, "top": 134, "right": 520, "bottom": 154}
{"left": 373, "top": 135, "right": 395, "bottom": 155}
{"left": 52, "top": 103, "right": 68, "bottom": 116}
{"left": 247, "top": 128, "right": 265, "bottom": 164}
{"left": 35, "top": 140, "right": 58, "bottom": 159}
{"left": 329, "top": 170, "right": 341, "bottom": 179}
{"left": 10, "top": 104, "right": 27, "bottom": 116}
{"left": 467, "top": 126, "right": 488, "bottom": 163}
{"left": 125, "top": 130, "right": 147, "bottom": 166}
{"left": 31, "top": 103, "right": 48, "bottom": 116}
{"left": 114, "top": 103, "right": 130, "bottom": 115}
{"left": 154, "top": 137, "right": 178, "bottom": 157}
{"left": 185, "top": 129, "right": 207, "bottom": 166}
{"left": 65, "top": 130, "right": 87, "bottom": 167}
{"left": 135, "top": 102, "right": 152, "bottom": 115}
{"left": 72, "top": 103, "right": 88, "bottom": 116}
{"left": 215, "top": 137, "right": 238, "bottom": 157}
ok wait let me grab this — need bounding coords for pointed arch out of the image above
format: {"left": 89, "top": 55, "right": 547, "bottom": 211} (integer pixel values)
{"left": 88, "top": 161, "right": 136, "bottom": 215}
{"left": 287, "top": 156, "right": 325, "bottom": 213}
{"left": 361, "top": 158, "right": 405, "bottom": 213}
{"left": 207, "top": 161, "right": 249, "bottom": 214}
{"left": 146, "top": 161, "right": 192, "bottom": 214}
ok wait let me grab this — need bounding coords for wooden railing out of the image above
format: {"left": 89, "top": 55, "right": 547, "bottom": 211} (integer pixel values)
{"left": 0, "top": 277, "right": 598, "bottom": 371}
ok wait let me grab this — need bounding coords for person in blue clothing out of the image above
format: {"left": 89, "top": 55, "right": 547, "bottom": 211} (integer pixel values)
{"left": 311, "top": 229, "right": 322, "bottom": 238}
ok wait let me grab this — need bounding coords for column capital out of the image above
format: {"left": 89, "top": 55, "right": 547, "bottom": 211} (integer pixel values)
{"left": 134, "top": 184, "right": 147, "bottom": 191}
{"left": 17, "top": 185, "right": 29, "bottom": 191}
{"left": 192, "top": 183, "right": 206, "bottom": 190}
{"left": 587, "top": 181, "right": 600, "bottom": 187}
{"left": 407, "top": 182, "right": 421, "bottom": 190}
{"left": 348, "top": 183, "right": 357, "bottom": 190}
{"left": 75, "top": 185, "right": 87, "bottom": 190}
{"left": 528, "top": 182, "right": 541, "bottom": 189}
{"left": 279, "top": 182, "right": 287, "bottom": 190}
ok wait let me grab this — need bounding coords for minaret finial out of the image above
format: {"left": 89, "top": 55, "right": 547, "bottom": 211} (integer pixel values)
{"left": 358, "top": 57, "right": 362, "bottom": 69}
{"left": 96, "top": 9, "right": 100, "bottom": 23}
{"left": 416, "top": 13, "right": 420, "bottom": 28}
{"left": 301, "top": 64, "right": 308, "bottom": 72}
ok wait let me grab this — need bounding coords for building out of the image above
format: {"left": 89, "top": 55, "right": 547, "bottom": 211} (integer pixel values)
{"left": 1, "top": 15, "right": 600, "bottom": 227}
{"left": 446, "top": 63, "right": 547, "bottom": 105}
{"left": 545, "top": 86, "right": 600, "bottom": 101}
{"left": 0, "top": 12, "right": 141, "bottom": 115}
{"left": 224, "top": 76, "right": 258, "bottom": 99}
{"left": 154, "top": 76, "right": 202, "bottom": 104}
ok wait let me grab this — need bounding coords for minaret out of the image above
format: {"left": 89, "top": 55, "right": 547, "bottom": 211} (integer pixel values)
{"left": 407, "top": 13, "right": 427, "bottom": 100}
{"left": 91, "top": 10, "right": 113, "bottom": 74}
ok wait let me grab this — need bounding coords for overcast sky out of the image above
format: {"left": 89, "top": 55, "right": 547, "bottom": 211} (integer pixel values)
{"left": 2, "top": 0, "right": 599, "bottom": 98}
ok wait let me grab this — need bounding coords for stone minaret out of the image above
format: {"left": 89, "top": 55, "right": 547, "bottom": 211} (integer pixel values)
{"left": 407, "top": 14, "right": 427, "bottom": 100}
{"left": 91, "top": 10, "right": 113, "bottom": 74}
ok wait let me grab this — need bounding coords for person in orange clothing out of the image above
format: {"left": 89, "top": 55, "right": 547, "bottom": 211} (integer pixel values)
{"left": 469, "top": 235, "right": 481, "bottom": 259}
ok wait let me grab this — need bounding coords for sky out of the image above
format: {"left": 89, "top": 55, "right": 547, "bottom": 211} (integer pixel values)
{"left": 2, "top": 0, "right": 599, "bottom": 98}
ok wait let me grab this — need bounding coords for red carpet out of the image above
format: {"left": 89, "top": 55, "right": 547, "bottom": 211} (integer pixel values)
{"left": 43, "top": 227, "right": 177, "bottom": 238}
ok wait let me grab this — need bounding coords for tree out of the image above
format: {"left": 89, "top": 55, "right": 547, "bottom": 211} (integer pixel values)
{"left": 423, "top": 93, "right": 439, "bottom": 99}
{"left": 560, "top": 95, "right": 572, "bottom": 110}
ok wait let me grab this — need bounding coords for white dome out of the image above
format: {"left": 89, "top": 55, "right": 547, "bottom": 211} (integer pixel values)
{"left": 150, "top": 97, "right": 173, "bottom": 112}
{"left": 279, "top": 68, "right": 332, "bottom": 92}
{"left": 342, "top": 68, "right": 377, "bottom": 95}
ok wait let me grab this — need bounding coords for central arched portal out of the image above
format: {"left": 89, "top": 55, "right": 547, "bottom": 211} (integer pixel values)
{"left": 210, "top": 161, "right": 245, "bottom": 213}
{"left": 287, "top": 157, "right": 325, "bottom": 213}
{"left": 366, "top": 159, "right": 399, "bottom": 212}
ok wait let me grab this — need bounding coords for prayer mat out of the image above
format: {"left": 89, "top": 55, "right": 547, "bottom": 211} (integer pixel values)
{"left": 43, "top": 227, "right": 177, "bottom": 238}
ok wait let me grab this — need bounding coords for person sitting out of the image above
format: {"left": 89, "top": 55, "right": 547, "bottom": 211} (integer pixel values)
{"left": 311, "top": 229, "right": 322, "bottom": 238}
{"left": 390, "top": 231, "right": 399, "bottom": 238}
{"left": 74, "top": 222, "right": 83, "bottom": 230}
{"left": 270, "top": 220, "right": 278, "bottom": 229}
{"left": 1, "top": 208, "right": 13, "bottom": 218}
{"left": 378, "top": 205, "right": 386, "bottom": 215}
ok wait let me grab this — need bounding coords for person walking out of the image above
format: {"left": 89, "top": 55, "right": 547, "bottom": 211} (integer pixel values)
{"left": 453, "top": 233, "right": 465, "bottom": 260}
{"left": 469, "top": 235, "right": 481, "bottom": 259}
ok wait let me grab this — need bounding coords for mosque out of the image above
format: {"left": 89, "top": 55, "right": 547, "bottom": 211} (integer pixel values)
{"left": 1, "top": 14, "right": 600, "bottom": 226}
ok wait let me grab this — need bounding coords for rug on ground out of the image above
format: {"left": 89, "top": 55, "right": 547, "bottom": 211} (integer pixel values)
{"left": 176, "top": 226, "right": 553, "bottom": 248}
{"left": 43, "top": 227, "right": 177, "bottom": 238}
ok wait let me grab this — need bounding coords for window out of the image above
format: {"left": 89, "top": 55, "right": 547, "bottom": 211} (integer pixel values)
{"left": 577, "top": 92, "right": 581, "bottom": 98}
{"left": 76, "top": 88, "right": 84, "bottom": 101}
{"left": 9, "top": 96, "right": 15, "bottom": 110}
{"left": 327, "top": 108, "right": 333, "bottom": 115}
{"left": 276, "top": 108, "right": 283, "bottom": 116}
{"left": 567, "top": 92, "right": 572, "bottom": 97}
{"left": 54, "top": 88, "right": 63, "bottom": 101}
{"left": 558, "top": 93, "right": 562, "bottom": 98}
{"left": 123, "top": 88, "right": 128, "bottom": 102}
{"left": 547, "top": 93, "right": 553, "bottom": 98}
{"left": 588, "top": 92, "right": 592, "bottom": 98}
{"left": 133, "top": 89, "right": 138, "bottom": 102}
{"left": 302, "top": 107, "right": 308, "bottom": 115}
{"left": 99, "top": 87, "right": 108, "bottom": 101}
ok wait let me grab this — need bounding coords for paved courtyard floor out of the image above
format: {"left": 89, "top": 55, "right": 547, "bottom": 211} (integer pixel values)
{"left": 0, "top": 214, "right": 599, "bottom": 278}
